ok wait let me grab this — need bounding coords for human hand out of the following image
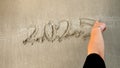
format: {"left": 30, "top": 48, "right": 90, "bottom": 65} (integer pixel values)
{"left": 92, "top": 21, "right": 106, "bottom": 32}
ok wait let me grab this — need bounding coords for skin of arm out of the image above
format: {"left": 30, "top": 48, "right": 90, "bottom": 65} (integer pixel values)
{"left": 88, "top": 21, "right": 106, "bottom": 59}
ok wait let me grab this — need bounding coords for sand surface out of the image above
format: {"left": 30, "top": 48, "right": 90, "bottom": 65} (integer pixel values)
{"left": 0, "top": 0, "right": 120, "bottom": 68}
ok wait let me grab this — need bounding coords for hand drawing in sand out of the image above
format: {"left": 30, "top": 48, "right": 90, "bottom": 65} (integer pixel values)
{"left": 23, "top": 18, "right": 95, "bottom": 45}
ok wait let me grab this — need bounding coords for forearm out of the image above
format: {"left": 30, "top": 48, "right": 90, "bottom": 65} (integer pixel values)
{"left": 88, "top": 28, "right": 104, "bottom": 59}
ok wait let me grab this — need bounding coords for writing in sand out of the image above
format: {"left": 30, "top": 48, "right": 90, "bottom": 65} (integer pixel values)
{"left": 23, "top": 18, "right": 95, "bottom": 45}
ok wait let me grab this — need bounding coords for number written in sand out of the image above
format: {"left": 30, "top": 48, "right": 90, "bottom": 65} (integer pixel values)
{"left": 23, "top": 18, "right": 95, "bottom": 45}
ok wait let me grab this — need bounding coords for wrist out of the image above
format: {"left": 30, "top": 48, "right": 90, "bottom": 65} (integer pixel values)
{"left": 91, "top": 27, "right": 101, "bottom": 33}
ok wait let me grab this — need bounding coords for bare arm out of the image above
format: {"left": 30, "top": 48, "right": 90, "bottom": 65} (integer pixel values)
{"left": 88, "top": 21, "right": 106, "bottom": 59}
